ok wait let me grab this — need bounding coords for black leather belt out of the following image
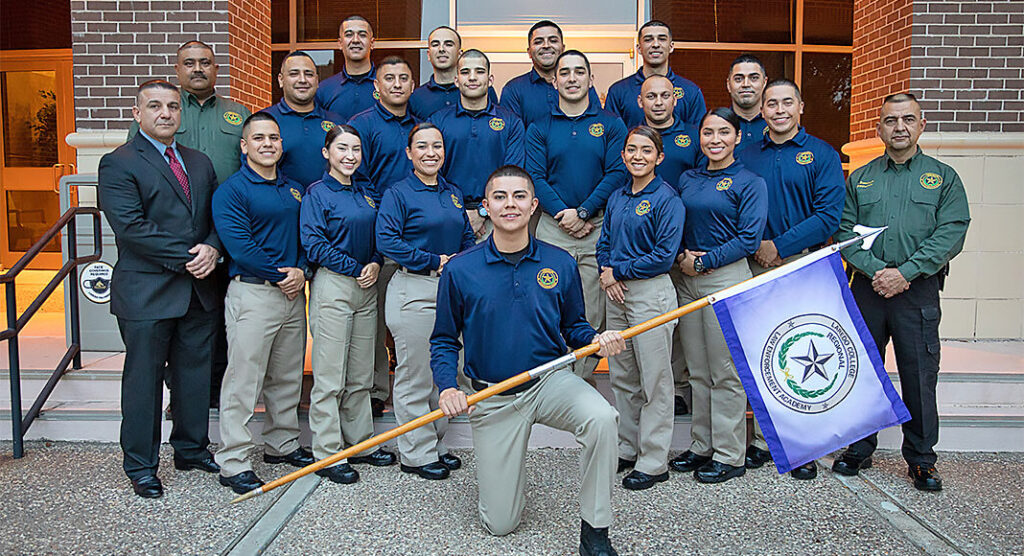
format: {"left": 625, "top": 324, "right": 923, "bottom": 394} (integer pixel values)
{"left": 471, "top": 377, "right": 539, "bottom": 396}
{"left": 235, "top": 275, "right": 273, "bottom": 285}
{"left": 401, "top": 267, "right": 439, "bottom": 277}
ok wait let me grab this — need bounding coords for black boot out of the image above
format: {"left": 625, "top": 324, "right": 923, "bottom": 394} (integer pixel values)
{"left": 580, "top": 519, "right": 618, "bottom": 556}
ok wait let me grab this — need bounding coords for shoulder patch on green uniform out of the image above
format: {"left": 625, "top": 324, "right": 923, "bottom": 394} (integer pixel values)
{"left": 223, "top": 111, "right": 243, "bottom": 125}
{"left": 716, "top": 178, "right": 733, "bottom": 191}
{"left": 589, "top": 123, "right": 604, "bottom": 137}
{"left": 919, "top": 172, "right": 942, "bottom": 190}
{"left": 674, "top": 134, "right": 690, "bottom": 148}
{"left": 290, "top": 188, "right": 302, "bottom": 202}
{"left": 796, "top": 151, "right": 814, "bottom": 165}
{"left": 488, "top": 117, "right": 505, "bottom": 131}
{"left": 537, "top": 268, "right": 558, "bottom": 289}
{"left": 450, "top": 193, "right": 463, "bottom": 209}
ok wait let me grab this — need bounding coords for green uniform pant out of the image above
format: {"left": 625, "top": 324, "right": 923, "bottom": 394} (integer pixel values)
{"left": 386, "top": 270, "right": 450, "bottom": 467}
{"left": 469, "top": 369, "right": 619, "bottom": 535}
{"left": 535, "top": 212, "right": 604, "bottom": 380}
{"left": 371, "top": 259, "right": 399, "bottom": 402}
{"left": 677, "top": 259, "right": 751, "bottom": 468}
{"left": 216, "top": 279, "right": 306, "bottom": 477}
{"left": 669, "top": 266, "right": 692, "bottom": 406}
{"left": 308, "top": 269, "right": 377, "bottom": 462}
{"left": 606, "top": 274, "right": 677, "bottom": 475}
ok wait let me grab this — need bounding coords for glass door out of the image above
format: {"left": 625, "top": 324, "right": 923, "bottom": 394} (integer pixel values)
{"left": 0, "top": 49, "right": 75, "bottom": 269}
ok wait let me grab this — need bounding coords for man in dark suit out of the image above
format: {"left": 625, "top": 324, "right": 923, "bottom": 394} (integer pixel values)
{"left": 98, "top": 80, "right": 223, "bottom": 498}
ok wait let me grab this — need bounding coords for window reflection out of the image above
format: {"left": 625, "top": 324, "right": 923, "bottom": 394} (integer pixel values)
{"left": 294, "top": 0, "right": 423, "bottom": 42}
{"left": 804, "top": 0, "right": 854, "bottom": 46}
{"left": 2, "top": 71, "right": 59, "bottom": 168}
{"left": 6, "top": 191, "right": 61, "bottom": 253}
{"left": 653, "top": 0, "right": 794, "bottom": 44}
{"left": 801, "top": 53, "right": 852, "bottom": 160}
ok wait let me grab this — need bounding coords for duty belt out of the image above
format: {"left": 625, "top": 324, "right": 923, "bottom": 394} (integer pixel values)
{"left": 471, "top": 377, "right": 539, "bottom": 396}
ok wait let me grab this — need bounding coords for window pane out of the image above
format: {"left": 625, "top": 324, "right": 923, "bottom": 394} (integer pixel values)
{"left": 0, "top": 0, "right": 71, "bottom": 50}
{"left": 272, "top": 0, "right": 289, "bottom": 44}
{"left": 6, "top": 191, "right": 61, "bottom": 253}
{"left": 297, "top": 0, "right": 423, "bottom": 42}
{"left": 2, "top": 71, "right": 59, "bottom": 168}
{"left": 270, "top": 48, "right": 422, "bottom": 107}
{"left": 801, "top": 53, "right": 851, "bottom": 158}
{"left": 653, "top": 0, "right": 794, "bottom": 44}
{"left": 669, "top": 50, "right": 794, "bottom": 112}
{"left": 804, "top": 0, "right": 853, "bottom": 46}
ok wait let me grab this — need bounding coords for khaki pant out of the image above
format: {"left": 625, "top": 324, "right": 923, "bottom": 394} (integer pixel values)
{"left": 308, "top": 269, "right": 377, "bottom": 462}
{"left": 470, "top": 369, "right": 619, "bottom": 535}
{"left": 371, "top": 259, "right": 399, "bottom": 402}
{"left": 216, "top": 279, "right": 306, "bottom": 476}
{"left": 386, "top": 270, "right": 450, "bottom": 466}
{"left": 535, "top": 212, "right": 604, "bottom": 380}
{"left": 677, "top": 259, "right": 751, "bottom": 467}
{"left": 606, "top": 274, "right": 677, "bottom": 475}
{"left": 669, "top": 266, "right": 692, "bottom": 407}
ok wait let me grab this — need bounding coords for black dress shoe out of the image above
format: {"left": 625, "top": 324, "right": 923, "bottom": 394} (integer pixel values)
{"left": 790, "top": 461, "right": 817, "bottom": 480}
{"left": 173, "top": 454, "right": 220, "bottom": 473}
{"left": 131, "top": 475, "right": 163, "bottom": 498}
{"left": 673, "top": 395, "right": 689, "bottom": 416}
{"left": 694, "top": 460, "right": 746, "bottom": 484}
{"left": 580, "top": 519, "right": 618, "bottom": 556}
{"left": 439, "top": 453, "right": 462, "bottom": 470}
{"left": 669, "top": 450, "right": 712, "bottom": 473}
{"left": 622, "top": 469, "right": 669, "bottom": 491}
{"left": 349, "top": 448, "right": 397, "bottom": 467}
{"left": 617, "top": 458, "right": 636, "bottom": 473}
{"left": 831, "top": 452, "right": 872, "bottom": 476}
{"left": 370, "top": 398, "right": 385, "bottom": 418}
{"left": 316, "top": 463, "right": 360, "bottom": 484}
{"left": 264, "top": 447, "right": 315, "bottom": 467}
{"left": 908, "top": 465, "right": 943, "bottom": 491}
{"left": 400, "top": 461, "right": 450, "bottom": 480}
{"left": 744, "top": 446, "right": 772, "bottom": 469}
{"left": 219, "top": 470, "right": 265, "bottom": 495}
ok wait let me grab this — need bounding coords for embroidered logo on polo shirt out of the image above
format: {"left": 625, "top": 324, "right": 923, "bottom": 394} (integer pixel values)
{"left": 674, "top": 134, "right": 691, "bottom": 148}
{"left": 290, "top": 188, "right": 302, "bottom": 202}
{"left": 856, "top": 179, "right": 874, "bottom": 189}
{"left": 223, "top": 111, "right": 243, "bottom": 125}
{"left": 489, "top": 118, "right": 505, "bottom": 131}
{"left": 635, "top": 200, "right": 652, "bottom": 216}
{"left": 716, "top": 178, "right": 733, "bottom": 191}
{"left": 796, "top": 151, "right": 814, "bottom": 165}
{"left": 372, "top": 91, "right": 380, "bottom": 99}
{"left": 321, "top": 121, "right": 336, "bottom": 132}
{"left": 450, "top": 194, "right": 463, "bottom": 209}
{"left": 673, "top": 87, "right": 684, "bottom": 99}
{"left": 589, "top": 123, "right": 605, "bottom": 137}
{"left": 364, "top": 195, "right": 376, "bottom": 208}
{"left": 537, "top": 268, "right": 559, "bottom": 289}
{"left": 920, "top": 172, "right": 942, "bottom": 190}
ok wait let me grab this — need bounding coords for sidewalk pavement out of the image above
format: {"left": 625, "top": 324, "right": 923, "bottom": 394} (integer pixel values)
{"left": 1, "top": 441, "right": 1020, "bottom": 555}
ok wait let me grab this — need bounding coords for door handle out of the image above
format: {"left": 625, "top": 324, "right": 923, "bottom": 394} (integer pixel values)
{"left": 52, "top": 163, "right": 77, "bottom": 193}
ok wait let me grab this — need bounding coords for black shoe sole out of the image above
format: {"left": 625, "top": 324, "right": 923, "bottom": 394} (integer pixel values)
{"left": 439, "top": 456, "right": 462, "bottom": 470}
{"left": 316, "top": 470, "right": 360, "bottom": 485}
{"left": 218, "top": 477, "right": 263, "bottom": 495}
{"left": 832, "top": 457, "right": 873, "bottom": 476}
{"left": 399, "top": 464, "right": 449, "bottom": 480}
{"left": 694, "top": 466, "right": 746, "bottom": 484}
{"left": 622, "top": 472, "right": 669, "bottom": 491}
{"left": 669, "top": 458, "right": 711, "bottom": 473}
{"left": 790, "top": 468, "right": 818, "bottom": 480}
{"left": 173, "top": 460, "right": 219, "bottom": 473}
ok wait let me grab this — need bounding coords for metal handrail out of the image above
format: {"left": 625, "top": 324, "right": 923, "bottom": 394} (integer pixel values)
{"left": 2, "top": 206, "right": 102, "bottom": 458}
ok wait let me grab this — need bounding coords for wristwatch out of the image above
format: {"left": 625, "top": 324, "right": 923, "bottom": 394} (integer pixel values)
{"left": 693, "top": 256, "right": 706, "bottom": 274}
{"left": 576, "top": 207, "right": 590, "bottom": 221}
{"left": 477, "top": 206, "right": 488, "bottom": 218}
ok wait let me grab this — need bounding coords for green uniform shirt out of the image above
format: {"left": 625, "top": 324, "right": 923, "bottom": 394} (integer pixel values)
{"left": 129, "top": 91, "right": 251, "bottom": 184}
{"left": 836, "top": 147, "right": 970, "bottom": 281}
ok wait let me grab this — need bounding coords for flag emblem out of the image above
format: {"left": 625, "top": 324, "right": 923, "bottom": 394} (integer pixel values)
{"left": 762, "top": 314, "right": 858, "bottom": 414}
{"left": 223, "top": 111, "right": 242, "bottom": 125}
{"left": 795, "top": 151, "right": 814, "bottom": 165}
{"left": 321, "top": 121, "right": 336, "bottom": 132}
{"left": 920, "top": 172, "right": 942, "bottom": 189}
{"left": 537, "top": 268, "right": 558, "bottom": 289}
{"left": 364, "top": 195, "right": 376, "bottom": 208}
{"left": 588, "top": 123, "right": 604, "bottom": 137}
{"left": 290, "top": 188, "right": 302, "bottom": 202}
{"left": 716, "top": 178, "right": 733, "bottom": 191}
{"left": 635, "top": 200, "right": 652, "bottom": 216}
{"left": 489, "top": 118, "right": 505, "bottom": 131}
{"left": 450, "top": 194, "right": 463, "bottom": 209}
{"left": 674, "top": 134, "right": 691, "bottom": 147}
{"left": 673, "top": 87, "right": 684, "bottom": 99}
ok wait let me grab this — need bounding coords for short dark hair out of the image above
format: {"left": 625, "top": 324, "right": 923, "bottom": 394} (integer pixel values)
{"left": 556, "top": 49, "right": 591, "bottom": 74}
{"left": 340, "top": 15, "right": 373, "bottom": 34}
{"left": 407, "top": 122, "right": 441, "bottom": 148}
{"left": 528, "top": 20, "right": 562, "bottom": 41}
{"left": 883, "top": 92, "right": 919, "bottom": 105}
{"left": 626, "top": 125, "right": 664, "bottom": 156}
{"left": 429, "top": 25, "right": 461, "bottom": 44}
{"left": 700, "top": 107, "right": 743, "bottom": 135}
{"left": 324, "top": 123, "right": 361, "bottom": 149}
{"left": 638, "top": 20, "right": 673, "bottom": 41}
{"left": 137, "top": 79, "right": 178, "bottom": 97}
{"left": 484, "top": 165, "right": 534, "bottom": 196}
{"left": 763, "top": 78, "right": 802, "bottom": 102}
{"left": 729, "top": 54, "right": 767, "bottom": 79}
{"left": 242, "top": 112, "right": 279, "bottom": 137}
{"left": 458, "top": 49, "right": 490, "bottom": 72}
{"left": 280, "top": 50, "right": 316, "bottom": 70}
{"left": 377, "top": 55, "right": 412, "bottom": 74}
{"left": 177, "top": 40, "right": 214, "bottom": 55}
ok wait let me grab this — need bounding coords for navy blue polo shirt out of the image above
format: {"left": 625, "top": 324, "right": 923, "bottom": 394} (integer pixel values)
{"left": 525, "top": 102, "right": 629, "bottom": 216}
{"left": 348, "top": 102, "right": 419, "bottom": 203}
{"left": 596, "top": 176, "right": 685, "bottom": 281}
{"left": 260, "top": 100, "right": 344, "bottom": 188}
{"left": 316, "top": 64, "right": 378, "bottom": 122}
{"left": 677, "top": 161, "right": 767, "bottom": 269}
{"left": 375, "top": 174, "right": 475, "bottom": 272}
{"left": 736, "top": 127, "right": 844, "bottom": 258}
{"left": 739, "top": 114, "right": 769, "bottom": 145}
{"left": 300, "top": 172, "right": 382, "bottom": 278}
{"left": 428, "top": 100, "right": 525, "bottom": 204}
{"left": 652, "top": 119, "right": 705, "bottom": 192}
{"left": 409, "top": 76, "right": 499, "bottom": 121}
{"left": 499, "top": 68, "right": 602, "bottom": 129}
{"left": 213, "top": 162, "right": 307, "bottom": 282}
{"left": 605, "top": 68, "right": 707, "bottom": 128}
{"left": 430, "top": 236, "right": 597, "bottom": 393}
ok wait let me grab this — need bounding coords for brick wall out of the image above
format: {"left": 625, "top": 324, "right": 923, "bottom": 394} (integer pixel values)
{"left": 228, "top": 0, "right": 271, "bottom": 111}
{"left": 910, "top": 0, "right": 1024, "bottom": 133}
{"left": 71, "top": 0, "right": 230, "bottom": 130}
{"left": 850, "top": 0, "right": 913, "bottom": 141}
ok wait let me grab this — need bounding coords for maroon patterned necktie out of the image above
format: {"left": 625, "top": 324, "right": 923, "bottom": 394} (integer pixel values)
{"left": 164, "top": 146, "right": 192, "bottom": 202}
